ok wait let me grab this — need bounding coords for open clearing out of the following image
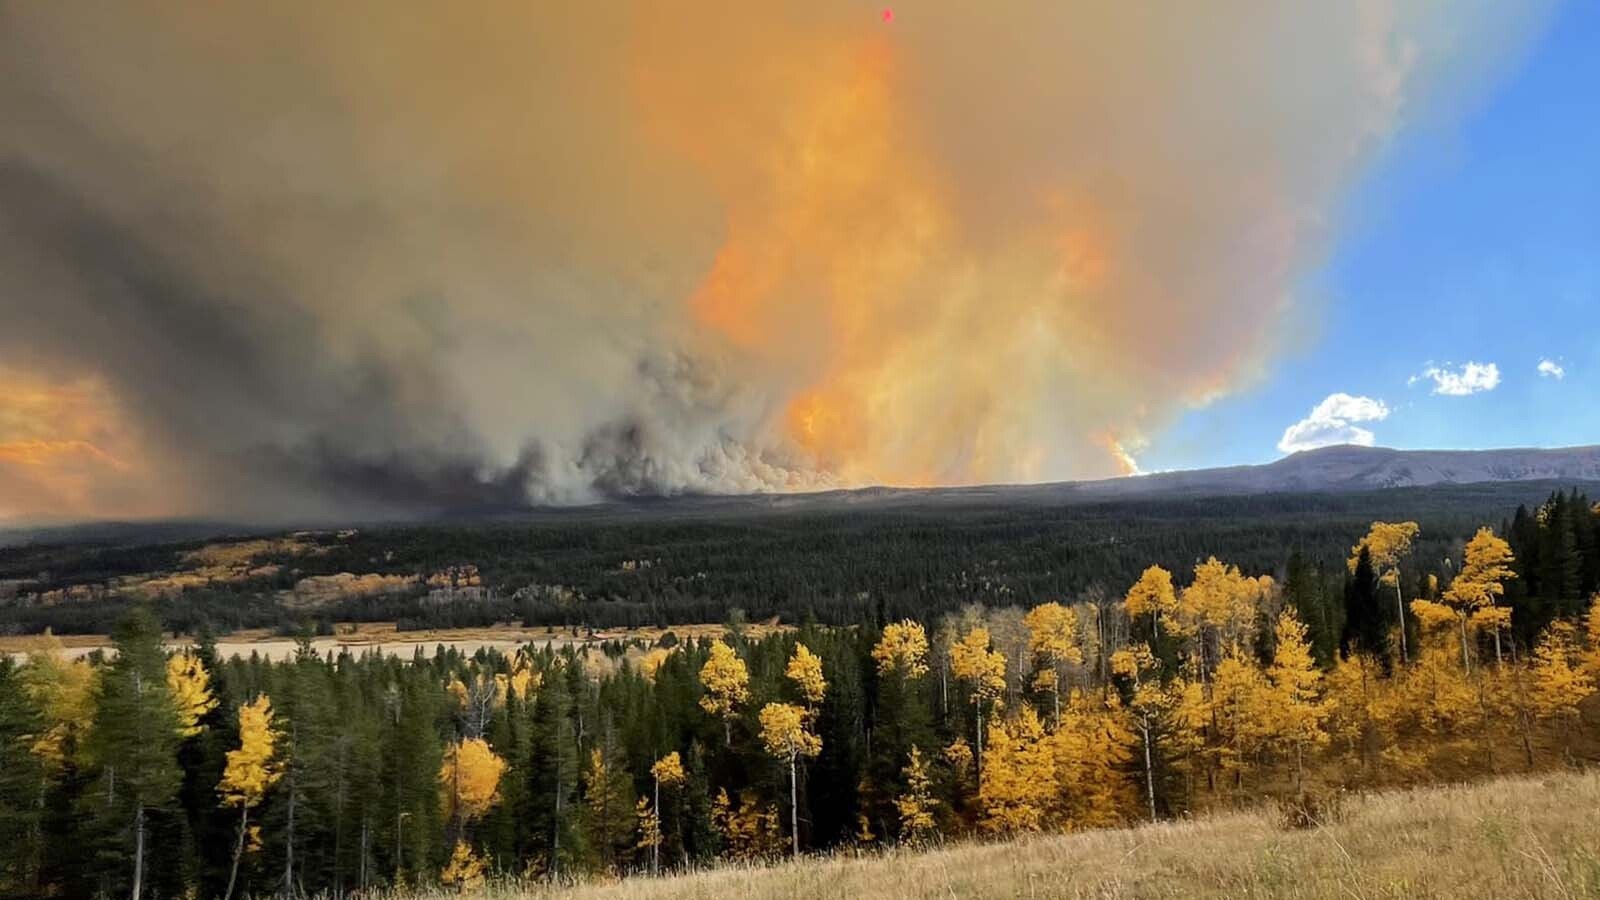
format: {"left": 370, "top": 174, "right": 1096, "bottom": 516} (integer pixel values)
{"left": 0, "top": 621, "right": 781, "bottom": 662}
{"left": 411, "top": 770, "right": 1600, "bottom": 900}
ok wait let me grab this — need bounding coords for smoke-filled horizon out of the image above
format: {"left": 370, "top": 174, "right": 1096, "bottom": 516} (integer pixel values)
{"left": 0, "top": 2, "right": 1551, "bottom": 522}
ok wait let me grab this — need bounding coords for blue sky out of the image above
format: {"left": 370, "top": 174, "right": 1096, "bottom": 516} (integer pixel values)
{"left": 1143, "top": 0, "right": 1600, "bottom": 473}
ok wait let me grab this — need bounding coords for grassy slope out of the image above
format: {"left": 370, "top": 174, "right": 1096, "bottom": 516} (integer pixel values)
{"left": 412, "top": 771, "right": 1600, "bottom": 900}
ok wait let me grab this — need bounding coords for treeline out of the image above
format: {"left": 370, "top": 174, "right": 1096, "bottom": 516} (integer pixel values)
{"left": 2, "top": 510, "right": 1598, "bottom": 899}
{"left": 7, "top": 482, "right": 1598, "bottom": 636}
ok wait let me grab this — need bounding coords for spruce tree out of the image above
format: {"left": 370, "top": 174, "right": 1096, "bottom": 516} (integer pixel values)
{"left": 87, "top": 608, "right": 183, "bottom": 900}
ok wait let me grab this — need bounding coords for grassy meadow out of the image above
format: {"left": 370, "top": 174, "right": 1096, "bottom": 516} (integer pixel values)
{"left": 401, "top": 770, "right": 1600, "bottom": 900}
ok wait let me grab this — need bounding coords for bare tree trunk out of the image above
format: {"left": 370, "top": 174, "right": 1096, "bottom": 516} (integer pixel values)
{"left": 652, "top": 777, "right": 661, "bottom": 875}
{"left": 1394, "top": 581, "right": 1408, "bottom": 664}
{"left": 1141, "top": 719, "right": 1157, "bottom": 821}
{"left": 359, "top": 814, "right": 370, "bottom": 893}
{"left": 224, "top": 805, "right": 248, "bottom": 900}
{"left": 283, "top": 757, "right": 297, "bottom": 900}
{"left": 1459, "top": 615, "right": 1471, "bottom": 673}
{"left": 131, "top": 804, "right": 145, "bottom": 900}
{"left": 789, "top": 755, "right": 800, "bottom": 859}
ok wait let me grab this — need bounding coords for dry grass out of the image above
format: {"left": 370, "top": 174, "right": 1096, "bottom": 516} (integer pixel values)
{"left": 403, "top": 771, "right": 1600, "bottom": 900}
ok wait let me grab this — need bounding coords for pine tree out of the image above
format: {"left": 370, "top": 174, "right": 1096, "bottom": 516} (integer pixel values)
{"left": 87, "top": 608, "right": 183, "bottom": 900}
{"left": 0, "top": 661, "right": 45, "bottom": 898}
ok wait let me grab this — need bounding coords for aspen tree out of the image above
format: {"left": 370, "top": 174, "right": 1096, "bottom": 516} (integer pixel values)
{"left": 785, "top": 643, "right": 828, "bottom": 706}
{"left": 1110, "top": 643, "right": 1164, "bottom": 820}
{"left": 217, "top": 696, "right": 282, "bottom": 900}
{"left": 949, "top": 626, "right": 1007, "bottom": 777}
{"left": 1529, "top": 621, "right": 1595, "bottom": 758}
{"left": 1123, "top": 565, "right": 1177, "bottom": 642}
{"left": 165, "top": 652, "right": 217, "bottom": 738}
{"left": 872, "top": 621, "right": 930, "bottom": 678}
{"left": 20, "top": 635, "right": 96, "bottom": 774}
{"left": 697, "top": 640, "right": 750, "bottom": 747}
{"left": 1443, "top": 527, "right": 1518, "bottom": 664}
{"left": 1350, "top": 522, "right": 1421, "bottom": 662}
{"left": 644, "top": 752, "right": 685, "bottom": 874}
{"left": 758, "top": 702, "right": 820, "bottom": 858}
{"left": 894, "top": 746, "right": 938, "bottom": 841}
{"left": 1265, "top": 609, "right": 1329, "bottom": 789}
{"left": 1023, "top": 602, "right": 1082, "bottom": 725}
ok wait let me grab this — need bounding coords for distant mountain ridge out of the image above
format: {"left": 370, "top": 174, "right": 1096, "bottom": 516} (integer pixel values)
{"left": 1082, "top": 444, "right": 1600, "bottom": 497}
{"left": 6, "top": 445, "right": 1600, "bottom": 546}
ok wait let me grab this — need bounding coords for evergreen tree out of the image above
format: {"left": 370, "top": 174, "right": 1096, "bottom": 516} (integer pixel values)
{"left": 0, "top": 661, "right": 44, "bottom": 898}
{"left": 86, "top": 608, "right": 183, "bottom": 900}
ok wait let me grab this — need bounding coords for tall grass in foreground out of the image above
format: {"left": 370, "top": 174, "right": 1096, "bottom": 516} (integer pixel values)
{"left": 379, "top": 770, "right": 1600, "bottom": 900}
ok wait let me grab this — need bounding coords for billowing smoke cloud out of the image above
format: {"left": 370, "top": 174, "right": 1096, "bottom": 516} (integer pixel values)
{"left": 0, "top": 1, "right": 1549, "bottom": 521}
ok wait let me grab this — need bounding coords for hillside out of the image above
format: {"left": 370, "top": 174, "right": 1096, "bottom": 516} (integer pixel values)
{"left": 403, "top": 771, "right": 1600, "bottom": 900}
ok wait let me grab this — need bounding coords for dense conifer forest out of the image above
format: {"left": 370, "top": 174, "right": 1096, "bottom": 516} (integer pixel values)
{"left": 4, "top": 481, "right": 1597, "bottom": 637}
{"left": 1, "top": 487, "right": 1598, "bottom": 898}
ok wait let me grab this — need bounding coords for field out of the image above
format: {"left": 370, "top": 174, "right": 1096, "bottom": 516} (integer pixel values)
{"left": 0, "top": 621, "right": 786, "bottom": 662}
{"left": 406, "top": 771, "right": 1600, "bottom": 900}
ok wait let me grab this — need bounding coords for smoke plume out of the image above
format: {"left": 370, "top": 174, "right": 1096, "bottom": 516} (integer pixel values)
{"left": 0, "top": 1, "right": 1548, "bottom": 520}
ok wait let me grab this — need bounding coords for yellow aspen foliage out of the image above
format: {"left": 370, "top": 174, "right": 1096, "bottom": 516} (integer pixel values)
{"left": 1024, "top": 602, "right": 1082, "bottom": 722}
{"left": 219, "top": 695, "right": 283, "bottom": 809}
{"left": 1378, "top": 628, "right": 1477, "bottom": 775}
{"left": 636, "top": 647, "right": 674, "bottom": 681}
{"left": 872, "top": 620, "right": 930, "bottom": 679}
{"left": 1207, "top": 650, "right": 1276, "bottom": 788}
{"left": 1050, "top": 691, "right": 1136, "bottom": 829}
{"left": 1443, "top": 528, "right": 1517, "bottom": 618}
{"left": 440, "top": 840, "right": 488, "bottom": 890}
{"left": 1530, "top": 621, "right": 1595, "bottom": 730}
{"left": 635, "top": 795, "right": 662, "bottom": 854}
{"left": 1024, "top": 602, "right": 1083, "bottom": 667}
{"left": 711, "top": 788, "right": 782, "bottom": 861}
{"left": 166, "top": 652, "right": 217, "bottom": 738}
{"left": 1586, "top": 596, "right": 1600, "bottom": 676}
{"left": 698, "top": 640, "right": 750, "bottom": 743}
{"left": 21, "top": 637, "right": 97, "bottom": 772}
{"left": 1123, "top": 565, "right": 1177, "bottom": 633}
{"left": 651, "top": 751, "right": 686, "bottom": 787}
{"left": 758, "top": 702, "right": 821, "bottom": 760}
{"left": 1175, "top": 557, "right": 1267, "bottom": 659}
{"left": 977, "top": 706, "right": 1054, "bottom": 834}
{"left": 439, "top": 737, "right": 508, "bottom": 823}
{"left": 1324, "top": 652, "right": 1387, "bottom": 768}
{"left": 1349, "top": 521, "right": 1420, "bottom": 588}
{"left": 950, "top": 626, "right": 1007, "bottom": 709}
{"left": 1165, "top": 676, "right": 1210, "bottom": 792}
{"left": 1265, "top": 609, "right": 1329, "bottom": 784}
{"left": 785, "top": 643, "right": 828, "bottom": 706}
{"left": 854, "top": 814, "right": 877, "bottom": 844}
{"left": 1110, "top": 643, "right": 1165, "bottom": 819}
{"left": 895, "top": 746, "right": 939, "bottom": 840}
{"left": 942, "top": 736, "right": 974, "bottom": 781}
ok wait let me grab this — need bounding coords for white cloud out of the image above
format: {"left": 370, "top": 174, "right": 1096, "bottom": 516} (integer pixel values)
{"left": 1278, "top": 393, "right": 1391, "bottom": 454}
{"left": 1537, "top": 358, "right": 1565, "bottom": 380}
{"left": 1411, "top": 361, "right": 1500, "bottom": 396}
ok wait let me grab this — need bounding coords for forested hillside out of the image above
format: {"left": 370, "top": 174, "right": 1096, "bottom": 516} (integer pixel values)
{"left": 2, "top": 493, "right": 1598, "bottom": 898}
{"left": 4, "top": 481, "right": 1598, "bottom": 637}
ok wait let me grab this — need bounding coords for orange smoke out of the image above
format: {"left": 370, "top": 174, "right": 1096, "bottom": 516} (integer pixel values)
{"left": 0, "top": 370, "right": 158, "bottom": 519}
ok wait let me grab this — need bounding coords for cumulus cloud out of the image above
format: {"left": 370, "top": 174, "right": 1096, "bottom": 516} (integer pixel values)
{"left": 1278, "top": 393, "right": 1391, "bottom": 454}
{"left": 1537, "top": 359, "right": 1566, "bottom": 380}
{"left": 0, "top": 2, "right": 1553, "bottom": 520}
{"left": 1410, "top": 362, "right": 1501, "bottom": 396}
